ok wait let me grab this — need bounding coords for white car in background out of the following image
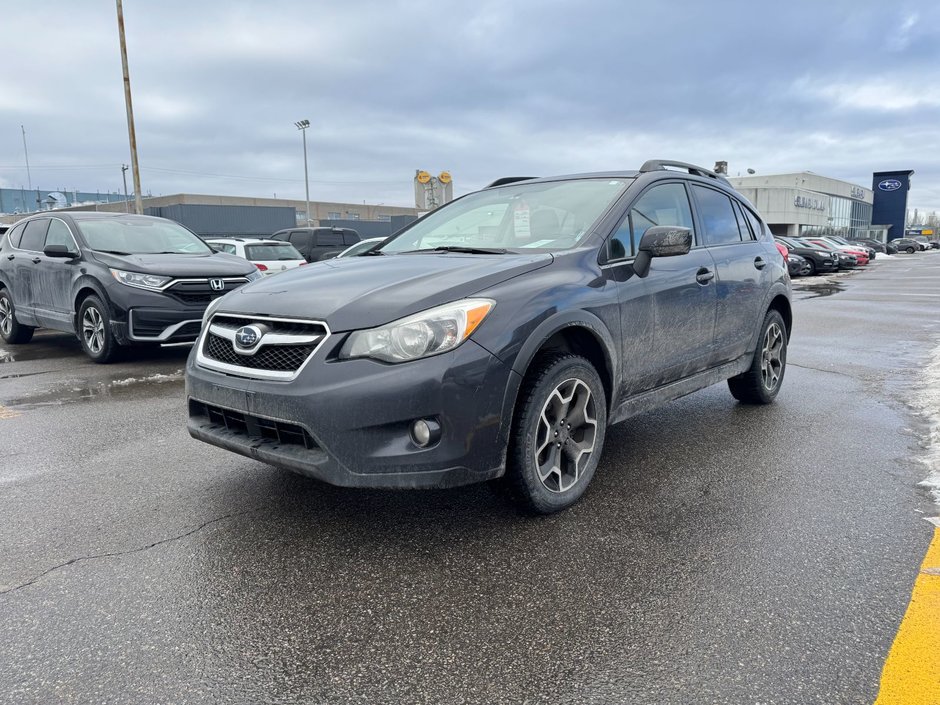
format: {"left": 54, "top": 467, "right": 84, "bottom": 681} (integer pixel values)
{"left": 206, "top": 238, "right": 307, "bottom": 275}
{"left": 335, "top": 237, "right": 386, "bottom": 258}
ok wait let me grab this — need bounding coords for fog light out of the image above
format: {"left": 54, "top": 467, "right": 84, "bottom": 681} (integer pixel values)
{"left": 410, "top": 418, "right": 440, "bottom": 448}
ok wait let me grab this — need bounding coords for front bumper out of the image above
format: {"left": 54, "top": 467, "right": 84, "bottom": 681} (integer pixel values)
{"left": 185, "top": 336, "right": 513, "bottom": 488}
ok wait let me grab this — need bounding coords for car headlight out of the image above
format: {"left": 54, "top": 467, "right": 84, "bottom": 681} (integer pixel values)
{"left": 339, "top": 299, "right": 494, "bottom": 363}
{"left": 201, "top": 296, "right": 225, "bottom": 326}
{"left": 110, "top": 268, "right": 172, "bottom": 291}
{"left": 245, "top": 269, "right": 264, "bottom": 282}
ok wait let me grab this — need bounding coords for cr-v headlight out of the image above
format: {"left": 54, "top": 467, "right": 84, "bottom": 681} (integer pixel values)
{"left": 110, "top": 268, "right": 171, "bottom": 291}
{"left": 339, "top": 299, "right": 494, "bottom": 363}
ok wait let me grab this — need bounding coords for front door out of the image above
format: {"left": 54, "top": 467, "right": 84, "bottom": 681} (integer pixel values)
{"left": 608, "top": 181, "right": 717, "bottom": 394}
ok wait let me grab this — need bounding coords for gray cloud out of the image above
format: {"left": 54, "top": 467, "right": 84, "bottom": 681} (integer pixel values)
{"left": 2, "top": 0, "right": 940, "bottom": 211}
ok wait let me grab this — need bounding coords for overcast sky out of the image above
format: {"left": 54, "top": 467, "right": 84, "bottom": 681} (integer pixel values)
{"left": 2, "top": 1, "right": 939, "bottom": 212}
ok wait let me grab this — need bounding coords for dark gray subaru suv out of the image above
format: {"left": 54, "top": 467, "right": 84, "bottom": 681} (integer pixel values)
{"left": 186, "top": 161, "right": 791, "bottom": 513}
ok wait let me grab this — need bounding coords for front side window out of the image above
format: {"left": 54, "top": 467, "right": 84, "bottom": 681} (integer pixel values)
{"left": 44, "top": 219, "right": 76, "bottom": 250}
{"left": 691, "top": 185, "right": 742, "bottom": 246}
{"left": 382, "top": 178, "right": 631, "bottom": 253}
{"left": 609, "top": 182, "right": 695, "bottom": 260}
{"left": 77, "top": 217, "right": 211, "bottom": 255}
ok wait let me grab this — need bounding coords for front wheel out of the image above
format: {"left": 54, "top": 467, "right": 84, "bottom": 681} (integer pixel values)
{"left": 0, "top": 288, "right": 34, "bottom": 344}
{"left": 805, "top": 259, "right": 817, "bottom": 275}
{"left": 728, "top": 310, "right": 787, "bottom": 405}
{"left": 906, "top": 246, "right": 916, "bottom": 254}
{"left": 78, "top": 296, "right": 121, "bottom": 363}
{"left": 504, "top": 354, "right": 607, "bottom": 514}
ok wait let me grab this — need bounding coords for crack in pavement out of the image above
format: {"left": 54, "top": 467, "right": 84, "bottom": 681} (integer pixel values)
{"left": 0, "top": 506, "right": 262, "bottom": 597}
{"left": 788, "top": 362, "right": 869, "bottom": 381}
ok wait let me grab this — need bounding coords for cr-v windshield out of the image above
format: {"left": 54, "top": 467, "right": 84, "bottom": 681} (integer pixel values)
{"left": 381, "top": 178, "right": 632, "bottom": 253}
{"left": 77, "top": 218, "right": 212, "bottom": 255}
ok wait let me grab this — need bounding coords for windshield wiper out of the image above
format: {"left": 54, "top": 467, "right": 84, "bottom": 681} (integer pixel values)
{"left": 405, "top": 245, "right": 508, "bottom": 255}
{"left": 361, "top": 249, "right": 385, "bottom": 256}
{"left": 93, "top": 249, "right": 133, "bottom": 256}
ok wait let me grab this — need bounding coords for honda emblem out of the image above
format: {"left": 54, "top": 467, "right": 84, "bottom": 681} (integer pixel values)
{"left": 209, "top": 279, "right": 225, "bottom": 291}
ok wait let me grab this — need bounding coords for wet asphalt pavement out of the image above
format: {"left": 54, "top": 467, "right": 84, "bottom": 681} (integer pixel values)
{"left": 1, "top": 253, "right": 938, "bottom": 704}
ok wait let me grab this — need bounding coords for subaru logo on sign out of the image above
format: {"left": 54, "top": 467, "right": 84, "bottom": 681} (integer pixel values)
{"left": 209, "top": 279, "right": 225, "bottom": 291}
{"left": 234, "top": 325, "right": 261, "bottom": 349}
{"left": 878, "top": 179, "right": 902, "bottom": 192}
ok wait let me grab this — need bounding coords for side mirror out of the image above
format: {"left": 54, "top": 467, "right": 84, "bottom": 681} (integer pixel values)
{"left": 633, "top": 226, "right": 692, "bottom": 278}
{"left": 43, "top": 244, "right": 78, "bottom": 259}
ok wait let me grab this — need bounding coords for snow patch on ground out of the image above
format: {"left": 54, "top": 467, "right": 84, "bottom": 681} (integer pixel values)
{"left": 913, "top": 338, "right": 940, "bottom": 509}
{"left": 109, "top": 371, "right": 183, "bottom": 387}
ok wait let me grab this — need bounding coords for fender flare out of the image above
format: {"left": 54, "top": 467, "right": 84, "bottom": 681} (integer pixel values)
{"left": 498, "top": 309, "right": 619, "bottom": 442}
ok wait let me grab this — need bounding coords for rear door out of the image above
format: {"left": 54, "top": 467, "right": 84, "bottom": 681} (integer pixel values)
{"left": 32, "top": 218, "right": 80, "bottom": 328}
{"left": 690, "top": 185, "right": 769, "bottom": 363}
{"left": 313, "top": 229, "right": 344, "bottom": 260}
{"left": 13, "top": 218, "right": 50, "bottom": 320}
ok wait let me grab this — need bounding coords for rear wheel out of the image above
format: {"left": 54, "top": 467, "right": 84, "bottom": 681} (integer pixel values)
{"left": 78, "top": 295, "right": 121, "bottom": 363}
{"left": 728, "top": 310, "right": 787, "bottom": 405}
{"left": 504, "top": 354, "right": 607, "bottom": 514}
{"left": 0, "top": 288, "right": 34, "bottom": 344}
{"left": 906, "top": 246, "right": 915, "bottom": 254}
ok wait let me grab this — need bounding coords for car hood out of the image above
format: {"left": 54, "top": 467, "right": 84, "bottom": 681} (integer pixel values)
{"left": 219, "top": 252, "right": 554, "bottom": 331}
{"left": 90, "top": 251, "right": 256, "bottom": 278}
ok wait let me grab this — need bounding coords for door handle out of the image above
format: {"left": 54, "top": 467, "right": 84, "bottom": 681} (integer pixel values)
{"left": 754, "top": 257, "right": 766, "bottom": 270}
{"left": 695, "top": 268, "right": 714, "bottom": 284}
{"left": 31, "top": 257, "right": 41, "bottom": 264}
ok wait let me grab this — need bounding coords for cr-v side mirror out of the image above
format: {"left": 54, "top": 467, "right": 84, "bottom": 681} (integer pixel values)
{"left": 43, "top": 244, "right": 78, "bottom": 259}
{"left": 633, "top": 226, "right": 693, "bottom": 278}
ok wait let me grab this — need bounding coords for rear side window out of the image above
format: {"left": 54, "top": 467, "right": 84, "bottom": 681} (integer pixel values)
{"left": 19, "top": 219, "right": 50, "bottom": 251}
{"left": 212, "top": 243, "right": 237, "bottom": 255}
{"left": 315, "top": 231, "right": 343, "bottom": 246}
{"left": 6, "top": 223, "right": 26, "bottom": 248}
{"left": 742, "top": 207, "right": 764, "bottom": 239}
{"left": 45, "top": 219, "right": 76, "bottom": 249}
{"left": 691, "top": 186, "right": 741, "bottom": 246}
{"left": 289, "top": 231, "right": 312, "bottom": 249}
{"left": 731, "top": 201, "right": 756, "bottom": 241}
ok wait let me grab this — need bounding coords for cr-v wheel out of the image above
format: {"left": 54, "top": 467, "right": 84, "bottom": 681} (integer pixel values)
{"left": 728, "top": 309, "right": 787, "bottom": 404}
{"left": 0, "top": 288, "right": 34, "bottom": 344}
{"left": 505, "top": 353, "right": 607, "bottom": 514}
{"left": 78, "top": 295, "right": 120, "bottom": 363}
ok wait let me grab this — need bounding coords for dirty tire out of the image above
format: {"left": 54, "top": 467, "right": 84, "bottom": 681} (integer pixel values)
{"left": 804, "top": 259, "right": 816, "bottom": 275}
{"left": 505, "top": 353, "right": 607, "bottom": 514}
{"left": 728, "top": 309, "right": 787, "bottom": 405}
{"left": 78, "top": 295, "right": 120, "bottom": 363}
{"left": 906, "top": 246, "right": 915, "bottom": 254}
{"left": 0, "top": 288, "right": 34, "bottom": 344}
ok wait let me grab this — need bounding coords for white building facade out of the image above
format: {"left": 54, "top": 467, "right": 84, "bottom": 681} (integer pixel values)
{"left": 728, "top": 172, "right": 876, "bottom": 240}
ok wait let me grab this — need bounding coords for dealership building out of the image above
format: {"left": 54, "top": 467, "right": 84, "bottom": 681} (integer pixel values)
{"left": 727, "top": 172, "right": 883, "bottom": 241}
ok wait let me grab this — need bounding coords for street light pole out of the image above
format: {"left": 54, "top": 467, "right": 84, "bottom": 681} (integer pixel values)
{"left": 21, "top": 125, "right": 32, "bottom": 192}
{"left": 295, "top": 120, "right": 311, "bottom": 226}
{"left": 121, "top": 164, "right": 130, "bottom": 213}
{"left": 116, "top": 0, "right": 143, "bottom": 215}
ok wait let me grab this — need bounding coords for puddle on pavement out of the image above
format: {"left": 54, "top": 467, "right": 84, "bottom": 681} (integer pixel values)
{"left": 0, "top": 342, "right": 82, "bottom": 363}
{"left": 794, "top": 282, "right": 846, "bottom": 299}
{"left": 5, "top": 371, "right": 184, "bottom": 409}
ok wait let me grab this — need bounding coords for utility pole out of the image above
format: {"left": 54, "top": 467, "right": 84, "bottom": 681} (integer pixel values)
{"left": 121, "top": 164, "right": 130, "bottom": 213}
{"left": 295, "top": 120, "right": 311, "bottom": 226}
{"left": 116, "top": 0, "right": 143, "bottom": 215}
{"left": 21, "top": 125, "right": 32, "bottom": 191}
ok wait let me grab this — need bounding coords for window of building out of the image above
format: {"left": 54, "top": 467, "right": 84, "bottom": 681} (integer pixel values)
{"left": 376, "top": 214, "right": 391, "bottom": 222}
{"left": 346, "top": 212, "right": 361, "bottom": 221}
{"left": 327, "top": 212, "right": 341, "bottom": 220}
{"left": 691, "top": 185, "right": 741, "bottom": 246}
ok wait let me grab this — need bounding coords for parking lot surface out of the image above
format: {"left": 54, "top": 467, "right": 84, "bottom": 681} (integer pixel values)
{"left": 1, "top": 254, "right": 938, "bottom": 704}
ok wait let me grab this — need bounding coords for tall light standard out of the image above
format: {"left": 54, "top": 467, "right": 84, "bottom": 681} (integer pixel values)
{"left": 116, "top": 0, "right": 143, "bottom": 215}
{"left": 295, "top": 120, "right": 311, "bottom": 226}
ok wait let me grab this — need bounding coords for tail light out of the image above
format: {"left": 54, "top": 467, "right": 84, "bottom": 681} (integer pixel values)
{"left": 299, "top": 262, "right": 308, "bottom": 266}
{"left": 775, "top": 242, "right": 789, "bottom": 261}
{"left": 255, "top": 263, "right": 268, "bottom": 271}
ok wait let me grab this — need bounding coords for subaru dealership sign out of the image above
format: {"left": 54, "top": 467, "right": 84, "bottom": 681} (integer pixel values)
{"left": 871, "top": 170, "right": 914, "bottom": 241}
{"left": 878, "top": 179, "right": 902, "bottom": 192}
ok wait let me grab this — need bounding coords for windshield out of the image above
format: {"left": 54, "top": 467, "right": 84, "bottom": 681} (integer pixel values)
{"left": 78, "top": 217, "right": 211, "bottom": 255}
{"left": 245, "top": 243, "right": 302, "bottom": 260}
{"left": 381, "top": 178, "right": 631, "bottom": 253}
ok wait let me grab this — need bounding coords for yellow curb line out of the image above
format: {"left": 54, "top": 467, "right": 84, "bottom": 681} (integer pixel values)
{"left": 0, "top": 404, "right": 21, "bottom": 419}
{"left": 874, "top": 527, "right": 940, "bottom": 705}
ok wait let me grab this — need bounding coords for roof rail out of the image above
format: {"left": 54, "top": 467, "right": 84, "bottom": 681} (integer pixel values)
{"left": 639, "top": 160, "right": 729, "bottom": 183}
{"left": 486, "top": 176, "right": 538, "bottom": 188}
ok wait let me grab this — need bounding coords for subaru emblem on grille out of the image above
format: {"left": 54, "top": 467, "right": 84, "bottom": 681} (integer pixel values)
{"left": 234, "top": 325, "right": 262, "bottom": 349}
{"left": 209, "top": 278, "right": 225, "bottom": 291}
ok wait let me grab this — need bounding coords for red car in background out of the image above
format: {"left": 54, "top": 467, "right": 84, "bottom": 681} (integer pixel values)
{"left": 805, "top": 238, "right": 870, "bottom": 266}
